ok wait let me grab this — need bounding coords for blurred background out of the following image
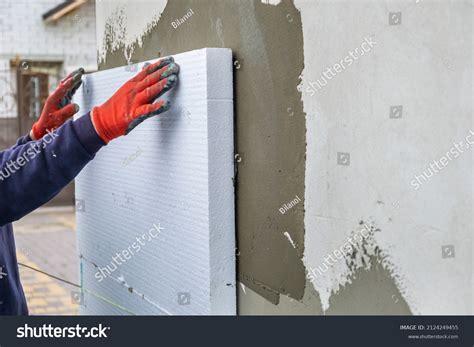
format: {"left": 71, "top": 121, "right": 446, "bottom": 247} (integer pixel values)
{"left": 0, "top": 0, "right": 97, "bottom": 315}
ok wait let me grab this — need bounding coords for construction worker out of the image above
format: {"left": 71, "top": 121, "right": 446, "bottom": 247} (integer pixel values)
{"left": 0, "top": 57, "right": 179, "bottom": 315}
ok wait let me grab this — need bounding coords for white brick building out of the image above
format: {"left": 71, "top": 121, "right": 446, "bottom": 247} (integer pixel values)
{"left": 0, "top": 0, "right": 96, "bottom": 140}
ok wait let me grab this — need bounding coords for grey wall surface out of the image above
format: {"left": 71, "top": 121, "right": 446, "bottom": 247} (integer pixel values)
{"left": 94, "top": 0, "right": 473, "bottom": 315}
{"left": 97, "top": 0, "right": 308, "bottom": 308}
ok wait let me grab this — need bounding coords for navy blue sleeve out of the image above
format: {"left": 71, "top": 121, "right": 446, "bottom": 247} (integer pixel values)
{"left": 12, "top": 134, "right": 32, "bottom": 148}
{"left": 0, "top": 113, "right": 105, "bottom": 226}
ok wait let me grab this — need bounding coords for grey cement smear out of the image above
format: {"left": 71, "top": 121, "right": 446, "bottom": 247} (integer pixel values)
{"left": 239, "top": 223, "right": 411, "bottom": 314}
{"left": 239, "top": 264, "right": 411, "bottom": 315}
{"left": 97, "top": 0, "right": 412, "bottom": 313}
{"left": 99, "top": 0, "right": 307, "bottom": 304}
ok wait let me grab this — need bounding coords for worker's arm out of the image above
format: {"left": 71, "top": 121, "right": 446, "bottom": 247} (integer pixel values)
{"left": 30, "top": 68, "right": 84, "bottom": 140}
{"left": 0, "top": 57, "right": 179, "bottom": 226}
{"left": 11, "top": 134, "right": 33, "bottom": 148}
{"left": 9, "top": 68, "right": 84, "bottom": 149}
{"left": 0, "top": 114, "right": 104, "bottom": 226}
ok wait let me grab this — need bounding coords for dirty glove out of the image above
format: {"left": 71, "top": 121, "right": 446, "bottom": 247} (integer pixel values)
{"left": 91, "top": 57, "right": 179, "bottom": 144}
{"left": 30, "top": 68, "right": 84, "bottom": 140}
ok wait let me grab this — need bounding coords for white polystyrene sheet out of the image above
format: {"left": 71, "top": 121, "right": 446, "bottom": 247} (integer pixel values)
{"left": 73, "top": 48, "right": 235, "bottom": 315}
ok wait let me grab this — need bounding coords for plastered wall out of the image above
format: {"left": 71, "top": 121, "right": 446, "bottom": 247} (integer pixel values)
{"left": 94, "top": 0, "right": 473, "bottom": 315}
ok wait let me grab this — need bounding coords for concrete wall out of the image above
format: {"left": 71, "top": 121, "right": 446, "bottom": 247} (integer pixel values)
{"left": 94, "top": 0, "right": 472, "bottom": 315}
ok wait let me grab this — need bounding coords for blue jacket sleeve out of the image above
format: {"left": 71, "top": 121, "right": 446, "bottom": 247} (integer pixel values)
{"left": 0, "top": 113, "right": 105, "bottom": 226}
{"left": 12, "top": 134, "right": 32, "bottom": 148}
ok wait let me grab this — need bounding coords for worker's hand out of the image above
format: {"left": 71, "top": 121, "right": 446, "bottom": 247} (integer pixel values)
{"left": 30, "top": 68, "right": 84, "bottom": 140}
{"left": 91, "top": 57, "right": 179, "bottom": 144}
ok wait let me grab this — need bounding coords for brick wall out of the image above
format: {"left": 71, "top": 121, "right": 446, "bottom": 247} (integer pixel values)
{"left": 0, "top": 0, "right": 97, "bottom": 127}
{"left": 0, "top": 0, "right": 97, "bottom": 71}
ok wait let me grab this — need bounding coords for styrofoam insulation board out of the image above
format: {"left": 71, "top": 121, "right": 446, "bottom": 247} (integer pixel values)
{"left": 73, "top": 48, "right": 235, "bottom": 315}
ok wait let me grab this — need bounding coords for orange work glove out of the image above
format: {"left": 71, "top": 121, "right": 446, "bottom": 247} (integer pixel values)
{"left": 91, "top": 57, "right": 179, "bottom": 144}
{"left": 30, "top": 68, "right": 84, "bottom": 140}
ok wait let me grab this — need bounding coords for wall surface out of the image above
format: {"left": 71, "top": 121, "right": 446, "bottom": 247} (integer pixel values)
{"left": 298, "top": 0, "right": 472, "bottom": 315}
{"left": 94, "top": 0, "right": 472, "bottom": 315}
